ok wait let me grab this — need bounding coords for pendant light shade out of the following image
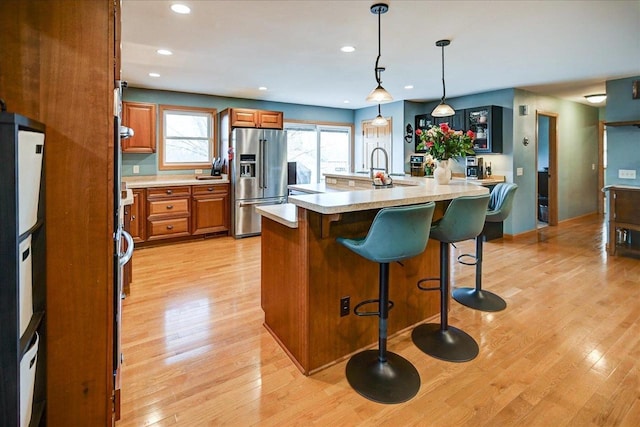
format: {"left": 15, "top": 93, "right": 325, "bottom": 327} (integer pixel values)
{"left": 366, "top": 3, "right": 392, "bottom": 103}
{"left": 431, "top": 39, "right": 455, "bottom": 118}
{"left": 372, "top": 104, "right": 388, "bottom": 126}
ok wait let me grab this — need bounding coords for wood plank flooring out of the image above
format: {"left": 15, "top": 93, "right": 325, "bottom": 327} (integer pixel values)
{"left": 119, "top": 214, "right": 640, "bottom": 426}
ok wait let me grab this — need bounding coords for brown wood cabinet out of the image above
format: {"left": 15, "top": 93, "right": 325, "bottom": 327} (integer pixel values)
{"left": 192, "top": 184, "right": 230, "bottom": 235}
{"left": 607, "top": 186, "right": 640, "bottom": 257}
{"left": 129, "top": 189, "right": 146, "bottom": 243}
{"left": 146, "top": 186, "right": 191, "bottom": 241}
{"left": 122, "top": 101, "right": 157, "bottom": 153}
{"left": 228, "top": 108, "right": 283, "bottom": 129}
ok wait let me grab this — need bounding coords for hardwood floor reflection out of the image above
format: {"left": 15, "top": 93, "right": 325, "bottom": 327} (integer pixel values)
{"left": 119, "top": 214, "right": 640, "bottom": 426}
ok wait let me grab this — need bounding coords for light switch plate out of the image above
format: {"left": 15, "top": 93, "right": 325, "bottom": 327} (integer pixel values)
{"left": 619, "top": 169, "right": 636, "bottom": 179}
{"left": 516, "top": 167, "right": 523, "bottom": 176}
{"left": 132, "top": 165, "right": 140, "bottom": 174}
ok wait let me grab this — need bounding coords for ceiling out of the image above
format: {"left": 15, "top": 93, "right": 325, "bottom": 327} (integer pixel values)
{"left": 121, "top": 0, "right": 640, "bottom": 110}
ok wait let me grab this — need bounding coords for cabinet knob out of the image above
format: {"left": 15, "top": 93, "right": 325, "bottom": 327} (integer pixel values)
{"left": 166, "top": 189, "right": 173, "bottom": 195}
{"left": 131, "top": 215, "right": 136, "bottom": 221}
{"left": 166, "top": 225, "right": 174, "bottom": 230}
{"left": 207, "top": 187, "right": 213, "bottom": 191}
{"left": 166, "top": 205, "right": 173, "bottom": 210}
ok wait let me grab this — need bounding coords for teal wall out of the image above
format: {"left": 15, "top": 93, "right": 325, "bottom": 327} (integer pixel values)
{"left": 511, "top": 89, "right": 600, "bottom": 234}
{"left": 605, "top": 76, "right": 640, "bottom": 187}
{"left": 122, "top": 88, "right": 354, "bottom": 176}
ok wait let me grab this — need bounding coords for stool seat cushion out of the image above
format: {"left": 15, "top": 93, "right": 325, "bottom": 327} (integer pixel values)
{"left": 337, "top": 202, "right": 435, "bottom": 263}
{"left": 430, "top": 194, "right": 490, "bottom": 243}
{"left": 486, "top": 183, "right": 518, "bottom": 223}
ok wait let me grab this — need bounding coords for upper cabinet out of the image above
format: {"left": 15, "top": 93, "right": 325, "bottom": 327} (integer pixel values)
{"left": 465, "top": 105, "right": 503, "bottom": 154}
{"left": 122, "top": 101, "right": 157, "bottom": 153}
{"left": 414, "top": 105, "right": 503, "bottom": 154}
{"left": 229, "top": 108, "right": 283, "bottom": 130}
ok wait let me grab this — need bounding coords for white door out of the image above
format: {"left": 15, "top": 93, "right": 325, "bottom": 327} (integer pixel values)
{"left": 362, "top": 119, "right": 392, "bottom": 172}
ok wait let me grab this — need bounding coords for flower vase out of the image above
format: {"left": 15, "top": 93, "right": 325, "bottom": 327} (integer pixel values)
{"left": 434, "top": 159, "right": 452, "bottom": 184}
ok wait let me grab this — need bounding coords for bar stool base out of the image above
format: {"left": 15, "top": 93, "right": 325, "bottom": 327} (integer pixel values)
{"left": 452, "top": 288, "right": 507, "bottom": 312}
{"left": 345, "top": 350, "right": 420, "bottom": 404}
{"left": 411, "top": 323, "right": 479, "bottom": 362}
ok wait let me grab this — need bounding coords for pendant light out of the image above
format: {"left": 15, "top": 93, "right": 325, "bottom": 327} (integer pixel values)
{"left": 431, "top": 39, "right": 455, "bottom": 117}
{"left": 372, "top": 104, "right": 388, "bottom": 126}
{"left": 366, "top": 3, "right": 393, "bottom": 103}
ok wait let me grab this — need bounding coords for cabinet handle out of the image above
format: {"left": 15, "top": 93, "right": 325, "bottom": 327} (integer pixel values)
{"left": 166, "top": 189, "right": 173, "bottom": 195}
{"left": 131, "top": 215, "right": 136, "bottom": 221}
{"left": 207, "top": 187, "right": 213, "bottom": 191}
{"left": 166, "top": 205, "right": 173, "bottom": 210}
{"left": 166, "top": 225, "right": 174, "bottom": 230}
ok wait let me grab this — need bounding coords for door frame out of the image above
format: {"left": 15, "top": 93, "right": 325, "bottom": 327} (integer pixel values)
{"left": 536, "top": 111, "right": 558, "bottom": 226}
{"left": 598, "top": 120, "right": 605, "bottom": 214}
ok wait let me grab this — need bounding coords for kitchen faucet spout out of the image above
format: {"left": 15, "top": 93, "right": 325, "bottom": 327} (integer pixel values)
{"left": 370, "top": 147, "right": 389, "bottom": 178}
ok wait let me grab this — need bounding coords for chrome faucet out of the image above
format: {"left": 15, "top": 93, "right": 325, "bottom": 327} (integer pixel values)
{"left": 370, "top": 147, "right": 389, "bottom": 178}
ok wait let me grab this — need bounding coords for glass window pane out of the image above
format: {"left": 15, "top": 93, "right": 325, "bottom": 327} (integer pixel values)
{"left": 287, "top": 128, "right": 317, "bottom": 184}
{"left": 320, "top": 129, "right": 349, "bottom": 178}
{"left": 165, "top": 138, "right": 210, "bottom": 163}
{"left": 166, "top": 113, "right": 209, "bottom": 138}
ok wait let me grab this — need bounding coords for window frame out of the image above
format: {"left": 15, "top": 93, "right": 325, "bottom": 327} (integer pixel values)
{"left": 158, "top": 104, "right": 217, "bottom": 171}
{"left": 284, "top": 120, "right": 354, "bottom": 183}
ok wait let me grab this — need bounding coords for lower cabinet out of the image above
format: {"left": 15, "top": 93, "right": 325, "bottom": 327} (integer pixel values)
{"left": 192, "top": 184, "right": 230, "bottom": 235}
{"left": 146, "top": 186, "right": 191, "bottom": 241}
{"left": 131, "top": 183, "right": 230, "bottom": 244}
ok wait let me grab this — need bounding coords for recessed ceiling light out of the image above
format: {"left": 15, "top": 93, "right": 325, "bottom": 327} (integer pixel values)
{"left": 343, "top": 100, "right": 350, "bottom": 104}
{"left": 404, "top": 85, "right": 414, "bottom": 90}
{"left": 171, "top": 4, "right": 191, "bottom": 14}
{"left": 258, "top": 86, "right": 267, "bottom": 91}
{"left": 585, "top": 94, "right": 606, "bottom": 104}
{"left": 149, "top": 72, "right": 160, "bottom": 78}
{"left": 340, "top": 46, "right": 356, "bottom": 53}
{"left": 157, "top": 49, "right": 173, "bottom": 56}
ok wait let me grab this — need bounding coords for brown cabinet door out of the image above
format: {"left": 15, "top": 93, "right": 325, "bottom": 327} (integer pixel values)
{"left": 129, "top": 189, "right": 146, "bottom": 243}
{"left": 258, "top": 110, "right": 284, "bottom": 129}
{"left": 122, "top": 101, "right": 156, "bottom": 153}
{"left": 191, "top": 184, "right": 229, "bottom": 234}
{"left": 230, "top": 108, "right": 259, "bottom": 128}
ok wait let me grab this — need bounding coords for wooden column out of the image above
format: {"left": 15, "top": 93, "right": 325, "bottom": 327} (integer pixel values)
{"left": 0, "top": 0, "right": 116, "bottom": 424}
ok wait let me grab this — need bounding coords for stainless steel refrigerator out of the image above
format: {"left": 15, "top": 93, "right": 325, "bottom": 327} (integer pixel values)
{"left": 230, "top": 128, "right": 287, "bottom": 238}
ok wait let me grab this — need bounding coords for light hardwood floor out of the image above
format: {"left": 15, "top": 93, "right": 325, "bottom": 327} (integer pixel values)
{"left": 119, "top": 214, "right": 640, "bottom": 426}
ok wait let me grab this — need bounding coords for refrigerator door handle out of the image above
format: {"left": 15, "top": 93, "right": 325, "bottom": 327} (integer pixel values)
{"left": 263, "top": 138, "right": 268, "bottom": 189}
{"left": 238, "top": 199, "right": 286, "bottom": 207}
{"left": 119, "top": 229, "right": 134, "bottom": 266}
{"left": 258, "top": 139, "right": 264, "bottom": 189}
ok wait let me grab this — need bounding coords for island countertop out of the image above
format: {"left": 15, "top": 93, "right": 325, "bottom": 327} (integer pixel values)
{"left": 287, "top": 179, "right": 489, "bottom": 215}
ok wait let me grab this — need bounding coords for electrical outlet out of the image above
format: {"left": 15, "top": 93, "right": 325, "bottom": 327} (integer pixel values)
{"left": 195, "top": 169, "right": 203, "bottom": 174}
{"left": 133, "top": 165, "right": 140, "bottom": 174}
{"left": 592, "top": 164, "right": 596, "bottom": 170}
{"left": 340, "top": 296, "right": 350, "bottom": 317}
{"left": 516, "top": 167, "right": 523, "bottom": 176}
{"left": 618, "top": 169, "right": 636, "bottom": 179}
{"left": 348, "top": 180, "right": 355, "bottom": 187}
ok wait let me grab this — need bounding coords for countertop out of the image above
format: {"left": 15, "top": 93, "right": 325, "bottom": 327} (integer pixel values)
{"left": 123, "top": 174, "right": 229, "bottom": 188}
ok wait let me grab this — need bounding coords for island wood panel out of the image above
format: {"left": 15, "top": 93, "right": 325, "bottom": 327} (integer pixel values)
{"left": 262, "top": 203, "right": 444, "bottom": 374}
{"left": 261, "top": 208, "right": 310, "bottom": 372}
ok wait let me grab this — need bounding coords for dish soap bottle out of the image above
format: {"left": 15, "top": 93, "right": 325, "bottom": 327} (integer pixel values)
{"left": 486, "top": 162, "right": 492, "bottom": 176}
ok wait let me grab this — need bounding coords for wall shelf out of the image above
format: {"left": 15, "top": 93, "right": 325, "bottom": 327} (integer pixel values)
{"left": 604, "top": 120, "right": 640, "bottom": 128}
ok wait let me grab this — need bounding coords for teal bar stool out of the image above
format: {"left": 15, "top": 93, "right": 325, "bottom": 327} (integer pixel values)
{"left": 412, "top": 194, "right": 490, "bottom": 362}
{"left": 337, "top": 202, "right": 435, "bottom": 404}
{"left": 454, "top": 183, "right": 518, "bottom": 312}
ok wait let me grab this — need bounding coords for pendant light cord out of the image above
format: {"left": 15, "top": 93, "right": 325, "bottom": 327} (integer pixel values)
{"left": 440, "top": 44, "right": 446, "bottom": 103}
{"left": 374, "top": 9, "right": 382, "bottom": 84}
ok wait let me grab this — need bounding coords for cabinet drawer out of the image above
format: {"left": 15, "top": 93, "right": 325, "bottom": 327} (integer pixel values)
{"left": 147, "top": 217, "right": 190, "bottom": 239}
{"left": 192, "top": 184, "right": 229, "bottom": 196}
{"left": 147, "top": 186, "right": 191, "bottom": 199}
{"left": 147, "top": 198, "right": 189, "bottom": 216}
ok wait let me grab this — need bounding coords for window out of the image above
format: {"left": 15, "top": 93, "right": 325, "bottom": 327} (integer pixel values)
{"left": 158, "top": 105, "right": 217, "bottom": 170}
{"left": 285, "top": 122, "right": 352, "bottom": 183}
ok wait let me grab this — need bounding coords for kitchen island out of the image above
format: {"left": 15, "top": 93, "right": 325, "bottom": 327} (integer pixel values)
{"left": 257, "top": 177, "right": 489, "bottom": 374}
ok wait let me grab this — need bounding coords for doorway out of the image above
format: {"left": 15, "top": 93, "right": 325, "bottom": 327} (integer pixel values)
{"left": 536, "top": 111, "right": 558, "bottom": 226}
{"left": 362, "top": 119, "right": 392, "bottom": 173}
